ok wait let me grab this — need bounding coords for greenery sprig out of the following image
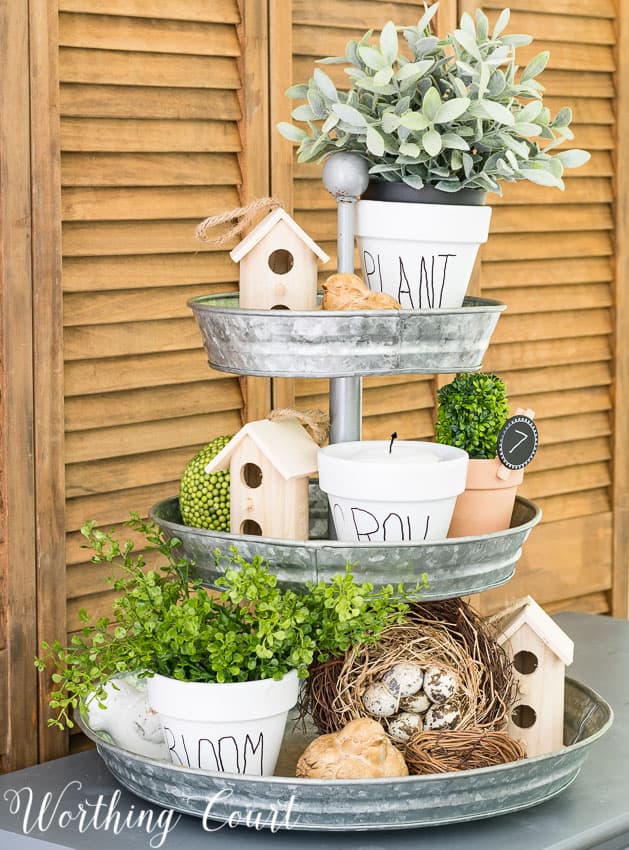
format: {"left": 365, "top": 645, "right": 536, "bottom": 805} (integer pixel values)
{"left": 435, "top": 372, "right": 509, "bottom": 459}
{"left": 278, "top": 4, "right": 589, "bottom": 193}
{"left": 36, "top": 515, "right": 425, "bottom": 730}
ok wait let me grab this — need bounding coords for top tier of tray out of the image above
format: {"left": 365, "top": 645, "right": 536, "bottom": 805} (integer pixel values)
{"left": 190, "top": 293, "right": 505, "bottom": 379}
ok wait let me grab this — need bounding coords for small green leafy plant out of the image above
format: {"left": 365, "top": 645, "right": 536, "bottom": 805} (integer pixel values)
{"left": 36, "top": 515, "right": 424, "bottom": 730}
{"left": 278, "top": 4, "right": 589, "bottom": 193}
{"left": 435, "top": 372, "right": 509, "bottom": 459}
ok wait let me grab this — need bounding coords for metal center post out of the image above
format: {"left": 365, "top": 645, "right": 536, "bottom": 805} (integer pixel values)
{"left": 323, "top": 154, "right": 370, "bottom": 445}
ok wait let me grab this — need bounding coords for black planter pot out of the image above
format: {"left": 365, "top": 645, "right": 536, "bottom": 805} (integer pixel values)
{"left": 362, "top": 181, "right": 487, "bottom": 206}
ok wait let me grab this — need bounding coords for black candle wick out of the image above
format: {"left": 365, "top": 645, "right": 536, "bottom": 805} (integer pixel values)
{"left": 389, "top": 432, "right": 398, "bottom": 454}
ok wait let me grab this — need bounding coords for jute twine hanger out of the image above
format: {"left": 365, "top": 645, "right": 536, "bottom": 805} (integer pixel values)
{"left": 268, "top": 408, "right": 330, "bottom": 446}
{"left": 195, "top": 197, "right": 283, "bottom": 246}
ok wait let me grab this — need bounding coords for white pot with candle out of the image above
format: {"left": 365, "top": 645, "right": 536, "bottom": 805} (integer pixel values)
{"left": 318, "top": 439, "right": 469, "bottom": 543}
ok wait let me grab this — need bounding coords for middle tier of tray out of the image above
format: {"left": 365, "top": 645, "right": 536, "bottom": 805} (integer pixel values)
{"left": 189, "top": 293, "right": 505, "bottom": 377}
{"left": 151, "top": 485, "right": 541, "bottom": 600}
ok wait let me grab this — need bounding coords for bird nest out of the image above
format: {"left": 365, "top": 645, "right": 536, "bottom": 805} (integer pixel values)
{"left": 404, "top": 727, "right": 526, "bottom": 774}
{"left": 302, "top": 597, "right": 517, "bottom": 737}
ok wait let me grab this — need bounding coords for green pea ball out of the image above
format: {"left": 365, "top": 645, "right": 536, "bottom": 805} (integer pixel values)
{"left": 179, "top": 435, "right": 233, "bottom": 530}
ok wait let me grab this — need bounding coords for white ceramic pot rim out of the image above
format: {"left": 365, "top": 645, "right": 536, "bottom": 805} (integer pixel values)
{"left": 318, "top": 441, "right": 469, "bottom": 501}
{"left": 355, "top": 199, "right": 492, "bottom": 243}
{"left": 146, "top": 669, "right": 299, "bottom": 723}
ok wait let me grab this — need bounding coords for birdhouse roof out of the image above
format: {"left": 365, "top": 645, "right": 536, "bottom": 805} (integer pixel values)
{"left": 230, "top": 207, "right": 330, "bottom": 264}
{"left": 489, "top": 596, "right": 574, "bottom": 666}
{"left": 204, "top": 418, "right": 319, "bottom": 480}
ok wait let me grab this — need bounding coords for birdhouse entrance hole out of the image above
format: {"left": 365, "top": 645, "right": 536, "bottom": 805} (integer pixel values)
{"left": 241, "top": 463, "right": 263, "bottom": 489}
{"left": 268, "top": 249, "right": 294, "bottom": 275}
{"left": 513, "top": 650, "right": 538, "bottom": 675}
{"left": 241, "top": 519, "right": 263, "bottom": 536}
{"left": 512, "top": 704, "right": 537, "bottom": 729}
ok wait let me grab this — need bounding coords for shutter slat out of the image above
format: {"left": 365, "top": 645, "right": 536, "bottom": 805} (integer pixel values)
{"left": 58, "top": 0, "right": 240, "bottom": 24}
{"left": 61, "top": 118, "right": 242, "bottom": 153}
{"left": 60, "top": 85, "right": 241, "bottom": 120}
{"left": 59, "top": 48, "right": 240, "bottom": 88}
{"left": 60, "top": 5, "right": 245, "bottom": 640}
{"left": 59, "top": 13, "right": 240, "bottom": 56}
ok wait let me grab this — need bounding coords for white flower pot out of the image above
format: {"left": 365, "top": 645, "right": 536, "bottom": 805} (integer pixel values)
{"left": 318, "top": 441, "right": 469, "bottom": 543}
{"left": 355, "top": 200, "right": 492, "bottom": 309}
{"left": 147, "top": 669, "right": 299, "bottom": 776}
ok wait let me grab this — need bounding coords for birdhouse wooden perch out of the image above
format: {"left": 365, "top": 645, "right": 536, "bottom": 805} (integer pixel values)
{"left": 489, "top": 596, "right": 574, "bottom": 757}
{"left": 205, "top": 418, "right": 319, "bottom": 541}
{"left": 230, "top": 208, "right": 329, "bottom": 310}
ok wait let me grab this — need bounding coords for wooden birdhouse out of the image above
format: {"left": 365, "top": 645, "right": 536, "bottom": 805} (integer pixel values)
{"left": 230, "top": 207, "right": 329, "bottom": 310}
{"left": 205, "top": 418, "right": 319, "bottom": 540}
{"left": 489, "top": 596, "right": 574, "bottom": 757}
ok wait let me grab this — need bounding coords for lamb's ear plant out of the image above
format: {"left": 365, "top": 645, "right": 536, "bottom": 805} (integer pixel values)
{"left": 435, "top": 372, "right": 509, "bottom": 459}
{"left": 36, "top": 514, "right": 425, "bottom": 730}
{"left": 278, "top": 3, "right": 589, "bottom": 193}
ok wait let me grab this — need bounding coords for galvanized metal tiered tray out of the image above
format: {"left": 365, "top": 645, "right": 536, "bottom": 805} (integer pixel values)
{"left": 150, "top": 489, "right": 541, "bottom": 599}
{"left": 77, "top": 677, "right": 612, "bottom": 831}
{"left": 189, "top": 294, "right": 505, "bottom": 377}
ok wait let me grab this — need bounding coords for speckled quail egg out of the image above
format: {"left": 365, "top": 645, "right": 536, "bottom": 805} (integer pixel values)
{"left": 400, "top": 690, "right": 431, "bottom": 715}
{"left": 423, "top": 699, "right": 461, "bottom": 731}
{"left": 381, "top": 663, "right": 424, "bottom": 698}
{"left": 422, "top": 666, "right": 458, "bottom": 704}
{"left": 388, "top": 711, "right": 423, "bottom": 743}
{"left": 361, "top": 682, "right": 398, "bottom": 718}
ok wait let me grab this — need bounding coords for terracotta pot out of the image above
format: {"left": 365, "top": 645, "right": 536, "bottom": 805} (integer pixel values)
{"left": 448, "top": 457, "right": 524, "bottom": 538}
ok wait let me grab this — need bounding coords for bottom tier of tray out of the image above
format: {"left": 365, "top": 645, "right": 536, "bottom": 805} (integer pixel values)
{"left": 150, "top": 486, "right": 541, "bottom": 599}
{"left": 77, "top": 677, "right": 611, "bottom": 831}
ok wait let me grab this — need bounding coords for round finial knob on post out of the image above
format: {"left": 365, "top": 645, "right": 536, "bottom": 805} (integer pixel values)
{"left": 322, "top": 153, "right": 370, "bottom": 201}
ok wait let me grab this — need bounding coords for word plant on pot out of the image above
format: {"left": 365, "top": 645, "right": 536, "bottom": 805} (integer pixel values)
{"left": 36, "top": 515, "right": 419, "bottom": 776}
{"left": 435, "top": 372, "right": 528, "bottom": 537}
{"left": 278, "top": 5, "right": 589, "bottom": 309}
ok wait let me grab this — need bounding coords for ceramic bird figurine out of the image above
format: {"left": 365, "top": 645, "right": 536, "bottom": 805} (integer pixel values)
{"left": 322, "top": 273, "right": 402, "bottom": 311}
{"left": 296, "top": 717, "right": 409, "bottom": 779}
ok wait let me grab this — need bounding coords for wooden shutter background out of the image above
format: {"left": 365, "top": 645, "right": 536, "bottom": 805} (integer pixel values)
{"left": 57, "top": 1, "right": 249, "bottom": 750}
{"left": 464, "top": 0, "right": 618, "bottom": 616}
{"left": 273, "top": 0, "right": 623, "bottom": 618}
{"left": 1, "top": 0, "right": 624, "bottom": 768}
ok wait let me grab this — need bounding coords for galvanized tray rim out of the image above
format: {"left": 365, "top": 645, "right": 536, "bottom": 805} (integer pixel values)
{"left": 149, "top": 495, "right": 541, "bottom": 552}
{"left": 188, "top": 293, "right": 507, "bottom": 317}
{"left": 72, "top": 752, "right": 579, "bottom": 832}
{"left": 76, "top": 676, "right": 613, "bottom": 787}
{"left": 189, "top": 293, "right": 505, "bottom": 378}
{"left": 206, "top": 361, "right": 489, "bottom": 379}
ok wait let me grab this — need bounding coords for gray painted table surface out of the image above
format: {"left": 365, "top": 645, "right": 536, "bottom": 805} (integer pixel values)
{"left": 0, "top": 612, "right": 626, "bottom": 850}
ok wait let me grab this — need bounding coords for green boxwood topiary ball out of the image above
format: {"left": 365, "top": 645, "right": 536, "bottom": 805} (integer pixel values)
{"left": 435, "top": 373, "right": 509, "bottom": 460}
{"left": 179, "top": 435, "right": 232, "bottom": 531}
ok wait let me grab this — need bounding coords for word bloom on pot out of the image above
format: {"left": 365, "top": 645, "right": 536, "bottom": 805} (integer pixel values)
{"left": 317, "top": 438, "right": 468, "bottom": 542}
{"left": 147, "top": 670, "right": 299, "bottom": 774}
{"left": 36, "top": 515, "right": 417, "bottom": 776}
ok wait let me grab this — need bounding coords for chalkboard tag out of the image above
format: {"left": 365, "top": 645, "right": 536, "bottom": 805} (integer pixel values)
{"left": 497, "top": 415, "right": 539, "bottom": 471}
